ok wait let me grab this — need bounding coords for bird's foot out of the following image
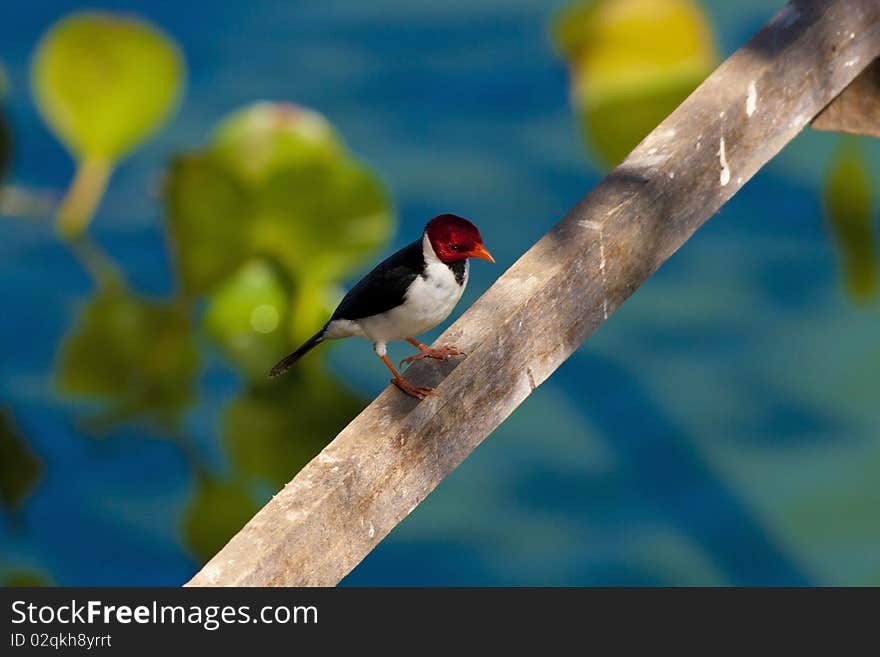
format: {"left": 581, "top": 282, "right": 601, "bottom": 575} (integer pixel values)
{"left": 391, "top": 377, "right": 437, "bottom": 400}
{"left": 400, "top": 345, "right": 465, "bottom": 368}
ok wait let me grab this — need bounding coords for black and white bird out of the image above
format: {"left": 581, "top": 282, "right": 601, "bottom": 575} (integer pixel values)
{"left": 269, "top": 213, "right": 494, "bottom": 399}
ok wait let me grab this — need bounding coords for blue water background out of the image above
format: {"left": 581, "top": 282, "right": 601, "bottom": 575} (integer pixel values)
{"left": 1, "top": 0, "right": 879, "bottom": 585}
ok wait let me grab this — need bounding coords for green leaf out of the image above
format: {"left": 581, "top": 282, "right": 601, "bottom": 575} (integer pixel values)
{"left": 204, "top": 259, "right": 292, "bottom": 380}
{"left": 181, "top": 474, "right": 260, "bottom": 564}
{"left": 823, "top": 138, "right": 878, "bottom": 301}
{"left": 254, "top": 158, "right": 393, "bottom": 283}
{"left": 31, "top": 12, "right": 184, "bottom": 237}
{"left": 286, "top": 278, "right": 340, "bottom": 347}
{"left": 163, "top": 102, "right": 393, "bottom": 302}
{"left": 209, "top": 102, "right": 344, "bottom": 185}
{"left": 164, "top": 154, "right": 250, "bottom": 296}
{"left": 31, "top": 12, "right": 183, "bottom": 162}
{"left": 224, "top": 370, "right": 364, "bottom": 487}
{"left": 552, "top": 0, "right": 716, "bottom": 167}
{"left": 579, "top": 78, "right": 702, "bottom": 167}
{"left": 55, "top": 283, "right": 199, "bottom": 433}
{"left": 552, "top": 0, "right": 601, "bottom": 62}
{"left": 0, "top": 408, "right": 42, "bottom": 510}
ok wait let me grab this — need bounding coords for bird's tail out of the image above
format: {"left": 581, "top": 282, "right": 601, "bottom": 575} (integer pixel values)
{"left": 268, "top": 328, "right": 325, "bottom": 379}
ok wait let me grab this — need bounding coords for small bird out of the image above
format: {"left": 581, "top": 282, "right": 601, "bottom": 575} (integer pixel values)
{"left": 269, "top": 213, "right": 494, "bottom": 399}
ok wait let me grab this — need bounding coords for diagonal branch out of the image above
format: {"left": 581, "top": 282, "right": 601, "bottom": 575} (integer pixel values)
{"left": 188, "top": 0, "right": 880, "bottom": 587}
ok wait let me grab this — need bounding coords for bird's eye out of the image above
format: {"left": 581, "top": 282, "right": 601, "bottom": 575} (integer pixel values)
{"left": 451, "top": 244, "right": 461, "bottom": 251}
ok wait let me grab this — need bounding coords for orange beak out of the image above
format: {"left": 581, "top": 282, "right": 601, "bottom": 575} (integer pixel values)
{"left": 468, "top": 243, "right": 495, "bottom": 263}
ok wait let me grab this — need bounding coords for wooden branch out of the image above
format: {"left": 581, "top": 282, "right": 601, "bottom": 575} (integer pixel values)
{"left": 188, "top": 0, "right": 880, "bottom": 587}
{"left": 812, "top": 57, "right": 880, "bottom": 137}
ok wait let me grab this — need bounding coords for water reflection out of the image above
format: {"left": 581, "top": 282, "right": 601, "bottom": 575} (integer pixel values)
{"left": 556, "top": 353, "right": 811, "bottom": 585}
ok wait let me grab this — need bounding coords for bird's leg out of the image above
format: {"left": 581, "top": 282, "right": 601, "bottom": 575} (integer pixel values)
{"left": 400, "top": 337, "right": 465, "bottom": 367}
{"left": 380, "top": 354, "right": 436, "bottom": 400}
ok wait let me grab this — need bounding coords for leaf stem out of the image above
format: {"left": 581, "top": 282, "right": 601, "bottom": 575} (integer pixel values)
{"left": 56, "top": 157, "right": 112, "bottom": 239}
{"left": 68, "top": 233, "right": 126, "bottom": 289}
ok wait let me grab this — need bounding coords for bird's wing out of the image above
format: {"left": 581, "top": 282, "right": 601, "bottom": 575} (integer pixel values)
{"left": 330, "top": 239, "right": 425, "bottom": 321}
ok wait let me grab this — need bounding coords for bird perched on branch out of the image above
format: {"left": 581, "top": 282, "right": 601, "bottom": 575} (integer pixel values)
{"left": 269, "top": 213, "right": 495, "bottom": 399}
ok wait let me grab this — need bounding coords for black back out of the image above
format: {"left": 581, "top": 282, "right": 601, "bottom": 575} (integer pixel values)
{"left": 331, "top": 238, "right": 425, "bottom": 321}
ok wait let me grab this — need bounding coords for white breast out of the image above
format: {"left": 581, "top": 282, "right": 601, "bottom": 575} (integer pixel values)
{"left": 354, "top": 235, "right": 467, "bottom": 345}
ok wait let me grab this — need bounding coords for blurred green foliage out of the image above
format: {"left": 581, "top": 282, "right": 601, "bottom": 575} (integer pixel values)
{"left": 3, "top": 569, "right": 52, "bottom": 587}
{"left": 165, "top": 102, "right": 393, "bottom": 344}
{"left": 225, "top": 371, "right": 362, "bottom": 488}
{"left": 823, "top": 138, "right": 878, "bottom": 301}
{"left": 31, "top": 12, "right": 184, "bottom": 237}
{"left": 181, "top": 473, "right": 260, "bottom": 563}
{"left": 0, "top": 408, "right": 42, "bottom": 510}
{"left": 552, "top": 0, "right": 716, "bottom": 167}
{"left": 46, "top": 99, "right": 389, "bottom": 563}
{"left": 32, "top": 13, "right": 183, "bottom": 162}
{"left": 55, "top": 282, "right": 198, "bottom": 432}
{"left": 204, "top": 259, "right": 292, "bottom": 379}
{"left": 56, "top": 100, "right": 389, "bottom": 446}
{"left": 164, "top": 102, "right": 390, "bottom": 557}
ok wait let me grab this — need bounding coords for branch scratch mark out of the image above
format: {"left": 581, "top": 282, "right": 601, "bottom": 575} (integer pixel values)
{"left": 598, "top": 231, "right": 609, "bottom": 319}
{"left": 718, "top": 137, "right": 731, "bottom": 186}
{"left": 526, "top": 367, "right": 536, "bottom": 391}
{"left": 581, "top": 220, "right": 611, "bottom": 319}
{"left": 606, "top": 201, "right": 628, "bottom": 218}
{"left": 746, "top": 81, "right": 757, "bottom": 117}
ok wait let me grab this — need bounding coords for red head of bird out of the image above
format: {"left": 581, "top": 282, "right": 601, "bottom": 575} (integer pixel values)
{"left": 424, "top": 214, "right": 495, "bottom": 264}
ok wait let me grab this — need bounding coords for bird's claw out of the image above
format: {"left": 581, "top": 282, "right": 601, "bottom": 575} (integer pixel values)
{"left": 399, "top": 345, "right": 465, "bottom": 368}
{"left": 391, "top": 378, "right": 438, "bottom": 400}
